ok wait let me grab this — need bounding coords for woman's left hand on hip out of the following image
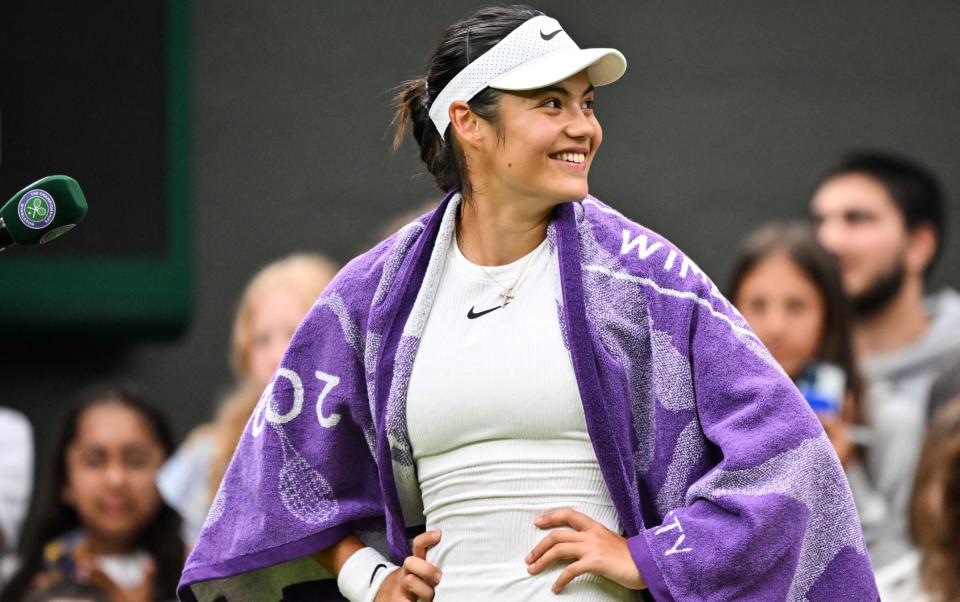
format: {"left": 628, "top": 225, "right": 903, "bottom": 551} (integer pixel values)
{"left": 525, "top": 507, "right": 647, "bottom": 592}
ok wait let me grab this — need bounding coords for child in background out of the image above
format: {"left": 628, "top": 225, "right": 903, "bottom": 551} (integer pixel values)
{"left": 0, "top": 385, "right": 183, "bottom": 602}
{"left": 157, "top": 254, "right": 338, "bottom": 545}
{"left": 728, "top": 223, "right": 863, "bottom": 453}
{"left": 728, "top": 222, "right": 918, "bottom": 590}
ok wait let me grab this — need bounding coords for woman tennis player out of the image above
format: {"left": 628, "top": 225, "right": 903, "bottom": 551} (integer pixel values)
{"left": 178, "top": 6, "right": 878, "bottom": 601}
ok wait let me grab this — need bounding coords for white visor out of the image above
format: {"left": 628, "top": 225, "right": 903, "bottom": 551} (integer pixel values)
{"left": 428, "top": 15, "right": 627, "bottom": 136}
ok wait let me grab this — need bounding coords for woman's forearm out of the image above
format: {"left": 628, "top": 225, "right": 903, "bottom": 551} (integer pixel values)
{"left": 311, "top": 534, "right": 366, "bottom": 575}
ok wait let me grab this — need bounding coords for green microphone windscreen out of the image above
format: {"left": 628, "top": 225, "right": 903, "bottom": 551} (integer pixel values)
{"left": 0, "top": 175, "right": 88, "bottom": 250}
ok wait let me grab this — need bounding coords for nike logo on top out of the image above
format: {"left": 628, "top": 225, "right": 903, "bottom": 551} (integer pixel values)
{"left": 540, "top": 29, "right": 562, "bottom": 40}
{"left": 467, "top": 303, "right": 507, "bottom": 319}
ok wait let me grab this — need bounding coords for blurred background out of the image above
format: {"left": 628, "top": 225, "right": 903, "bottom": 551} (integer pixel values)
{"left": 2, "top": 0, "right": 958, "bottom": 473}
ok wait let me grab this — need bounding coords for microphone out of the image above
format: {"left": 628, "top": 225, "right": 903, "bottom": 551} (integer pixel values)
{"left": 0, "top": 175, "right": 88, "bottom": 252}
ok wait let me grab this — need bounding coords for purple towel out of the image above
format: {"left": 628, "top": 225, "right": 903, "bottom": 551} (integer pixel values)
{"left": 179, "top": 192, "right": 878, "bottom": 601}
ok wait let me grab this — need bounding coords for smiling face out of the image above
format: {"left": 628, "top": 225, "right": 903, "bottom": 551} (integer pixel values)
{"left": 462, "top": 70, "right": 601, "bottom": 208}
{"left": 62, "top": 402, "right": 166, "bottom": 551}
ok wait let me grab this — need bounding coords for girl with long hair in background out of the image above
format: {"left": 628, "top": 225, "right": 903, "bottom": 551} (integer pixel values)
{"left": 157, "top": 254, "right": 338, "bottom": 545}
{"left": 1, "top": 385, "right": 183, "bottom": 602}
{"left": 728, "top": 223, "right": 865, "bottom": 461}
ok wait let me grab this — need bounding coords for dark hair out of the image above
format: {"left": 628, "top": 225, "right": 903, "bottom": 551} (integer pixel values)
{"left": 727, "top": 222, "right": 865, "bottom": 423}
{"left": 910, "top": 396, "right": 960, "bottom": 600}
{"left": 1, "top": 384, "right": 184, "bottom": 602}
{"left": 391, "top": 5, "right": 544, "bottom": 192}
{"left": 815, "top": 151, "right": 946, "bottom": 273}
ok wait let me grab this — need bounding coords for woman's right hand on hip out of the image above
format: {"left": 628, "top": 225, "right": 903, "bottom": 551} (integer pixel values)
{"left": 376, "top": 530, "right": 442, "bottom": 601}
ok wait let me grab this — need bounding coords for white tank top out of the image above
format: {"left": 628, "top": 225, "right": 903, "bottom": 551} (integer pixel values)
{"left": 406, "top": 231, "right": 632, "bottom": 601}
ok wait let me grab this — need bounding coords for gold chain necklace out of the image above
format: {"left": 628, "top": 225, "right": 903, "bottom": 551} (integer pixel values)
{"left": 456, "top": 230, "right": 537, "bottom": 309}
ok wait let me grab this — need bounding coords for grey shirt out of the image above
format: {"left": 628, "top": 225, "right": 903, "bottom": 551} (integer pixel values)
{"left": 851, "top": 288, "right": 960, "bottom": 570}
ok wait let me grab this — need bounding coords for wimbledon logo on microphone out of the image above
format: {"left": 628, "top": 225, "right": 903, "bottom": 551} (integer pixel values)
{"left": 18, "top": 189, "right": 57, "bottom": 229}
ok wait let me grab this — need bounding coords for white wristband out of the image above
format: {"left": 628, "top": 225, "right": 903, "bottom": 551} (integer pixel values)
{"left": 336, "top": 546, "right": 399, "bottom": 602}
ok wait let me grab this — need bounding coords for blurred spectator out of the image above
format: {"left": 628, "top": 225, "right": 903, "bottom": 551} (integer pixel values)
{"left": 0, "top": 408, "right": 33, "bottom": 587}
{"left": 810, "top": 151, "right": 960, "bottom": 408}
{"left": 0, "top": 385, "right": 183, "bottom": 602}
{"left": 729, "top": 222, "right": 917, "bottom": 579}
{"left": 906, "top": 396, "right": 960, "bottom": 602}
{"left": 729, "top": 222, "right": 863, "bottom": 430}
{"left": 157, "top": 254, "right": 338, "bottom": 545}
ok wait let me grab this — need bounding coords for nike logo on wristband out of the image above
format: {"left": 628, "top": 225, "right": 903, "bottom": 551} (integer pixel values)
{"left": 370, "top": 563, "right": 388, "bottom": 586}
{"left": 467, "top": 303, "right": 509, "bottom": 319}
{"left": 540, "top": 28, "right": 562, "bottom": 40}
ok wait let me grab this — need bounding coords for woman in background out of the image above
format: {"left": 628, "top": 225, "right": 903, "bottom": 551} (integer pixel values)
{"left": 729, "top": 222, "right": 918, "bottom": 591}
{"left": 157, "top": 254, "right": 338, "bottom": 544}
{"left": 0, "top": 385, "right": 183, "bottom": 602}
{"left": 728, "top": 223, "right": 864, "bottom": 459}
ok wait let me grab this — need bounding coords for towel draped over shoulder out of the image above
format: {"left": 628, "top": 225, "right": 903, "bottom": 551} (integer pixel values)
{"left": 179, "top": 192, "right": 878, "bottom": 601}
